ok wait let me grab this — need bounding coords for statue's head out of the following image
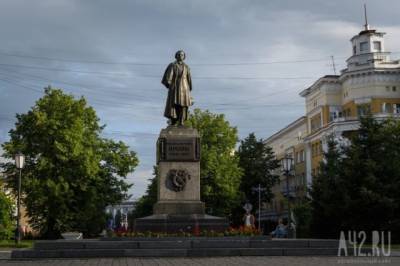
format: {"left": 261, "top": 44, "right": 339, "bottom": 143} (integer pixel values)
{"left": 175, "top": 50, "right": 186, "bottom": 61}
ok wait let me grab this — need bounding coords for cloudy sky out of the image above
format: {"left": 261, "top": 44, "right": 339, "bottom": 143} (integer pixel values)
{"left": 1, "top": 0, "right": 399, "bottom": 197}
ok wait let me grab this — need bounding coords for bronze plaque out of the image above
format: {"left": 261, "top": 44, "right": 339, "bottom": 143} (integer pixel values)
{"left": 158, "top": 137, "right": 200, "bottom": 162}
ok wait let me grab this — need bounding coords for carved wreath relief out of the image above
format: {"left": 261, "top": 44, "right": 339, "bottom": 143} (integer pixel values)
{"left": 165, "top": 169, "right": 191, "bottom": 192}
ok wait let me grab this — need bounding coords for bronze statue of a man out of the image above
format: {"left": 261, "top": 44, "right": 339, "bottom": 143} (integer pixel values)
{"left": 161, "top": 50, "right": 192, "bottom": 126}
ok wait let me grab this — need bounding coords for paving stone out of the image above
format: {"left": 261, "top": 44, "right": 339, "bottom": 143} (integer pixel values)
{"left": 124, "top": 248, "right": 187, "bottom": 257}
{"left": 283, "top": 248, "right": 338, "bottom": 256}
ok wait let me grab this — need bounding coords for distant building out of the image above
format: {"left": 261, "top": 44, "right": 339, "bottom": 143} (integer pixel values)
{"left": 1, "top": 171, "right": 34, "bottom": 235}
{"left": 262, "top": 22, "right": 400, "bottom": 223}
{"left": 105, "top": 201, "right": 136, "bottom": 229}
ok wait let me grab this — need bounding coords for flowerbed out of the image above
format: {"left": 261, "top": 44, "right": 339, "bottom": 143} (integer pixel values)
{"left": 110, "top": 226, "right": 262, "bottom": 238}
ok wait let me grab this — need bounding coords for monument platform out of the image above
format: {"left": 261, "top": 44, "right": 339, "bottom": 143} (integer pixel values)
{"left": 11, "top": 238, "right": 352, "bottom": 258}
{"left": 135, "top": 125, "right": 229, "bottom": 233}
{"left": 135, "top": 213, "right": 228, "bottom": 233}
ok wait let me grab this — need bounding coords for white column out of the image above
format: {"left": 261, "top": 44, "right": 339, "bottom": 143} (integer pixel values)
{"left": 305, "top": 142, "right": 312, "bottom": 188}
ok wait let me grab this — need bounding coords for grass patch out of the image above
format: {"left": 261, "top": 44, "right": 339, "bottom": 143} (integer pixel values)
{"left": 0, "top": 240, "right": 34, "bottom": 249}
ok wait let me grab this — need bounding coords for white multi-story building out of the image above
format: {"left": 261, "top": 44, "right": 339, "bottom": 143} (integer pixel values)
{"left": 263, "top": 21, "right": 400, "bottom": 224}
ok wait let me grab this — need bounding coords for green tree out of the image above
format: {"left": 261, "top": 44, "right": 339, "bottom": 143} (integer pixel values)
{"left": 0, "top": 187, "right": 14, "bottom": 240}
{"left": 237, "top": 133, "right": 280, "bottom": 209}
{"left": 310, "top": 137, "right": 347, "bottom": 238}
{"left": 132, "top": 167, "right": 158, "bottom": 218}
{"left": 340, "top": 117, "right": 400, "bottom": 239}
{"left": 292, "top": 200, "right": 312, "bottom": 238}
{"left": 186, "top": 109, "right": 243, "bottom": 217}
{"left": 0, "top": 87, "right": 138, "bottom": 238}
{"left": 311, "top": 117, "right": 400, "bottom": 240}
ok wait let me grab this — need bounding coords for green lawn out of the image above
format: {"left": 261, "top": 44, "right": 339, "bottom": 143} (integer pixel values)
{"left": 0, "top": 240, "right": 34, "bottom": 249}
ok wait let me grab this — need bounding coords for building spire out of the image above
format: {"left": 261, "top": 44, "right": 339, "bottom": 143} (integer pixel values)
{"left": 364, "top": 4, "right": 370, "bottom": 30}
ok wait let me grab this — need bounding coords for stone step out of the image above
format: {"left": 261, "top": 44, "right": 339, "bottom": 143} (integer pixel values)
{"left": 12, "top": 247, "right": 342, "bottom": 258}
{"left": 11, "top": 238, "right": 347, "bottom": 258}
{"left": 32, "top": 239, "right": 340, "bottom": 250}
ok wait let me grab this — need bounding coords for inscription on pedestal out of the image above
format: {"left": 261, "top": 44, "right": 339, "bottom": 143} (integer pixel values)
{"left": 158, "top": 137, "right": 200, "bottom": 162}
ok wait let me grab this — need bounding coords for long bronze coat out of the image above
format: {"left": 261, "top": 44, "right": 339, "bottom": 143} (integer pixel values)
{"left": 161, "top": 61, "right": 192, "bottom": 119}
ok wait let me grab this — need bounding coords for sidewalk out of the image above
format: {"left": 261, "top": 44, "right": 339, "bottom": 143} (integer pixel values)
{"left": 0, "top": 256, "right": 399, "bottom": 265}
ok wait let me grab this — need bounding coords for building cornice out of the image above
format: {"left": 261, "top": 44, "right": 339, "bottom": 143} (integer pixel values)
{"left": 264, "top": 116, "right": 306, "bottom": 145}
{"left": 339, "top": 68, "right": 400, "bottom": 82}
{"left": 299, "top": 75, "right": 340, "bottom": 98}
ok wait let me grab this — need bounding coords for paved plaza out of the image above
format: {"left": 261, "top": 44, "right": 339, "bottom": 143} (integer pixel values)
{"left": 0, "top": 256, "right": 399, "bottom": 266}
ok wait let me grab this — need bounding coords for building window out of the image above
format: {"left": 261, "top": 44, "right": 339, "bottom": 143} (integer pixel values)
{"left": 312, "top": 142, "right": 322, "bottom": 157}
{"left": 392, "top": 86, "right": 397, "bottom": 92}
{"left": 319, "top": 141, "right": 323, "bottom": 155}
{"left": 373, "top": 41, "right": 381, "bottom": 51}
{"left": 357, "top": 104, "right": 371, "bottom": 117}
{"left": 343, "top": 108, "right": 351, "bottom": 117}
{"left": 329, "top": 110, "right": 343, "bottom": 122}
{"left": 353, "top": 45, "right": 356, "bottom": 55}
{"left": 382, "top": 102, "right": 391, "bottom": 113}
{"left": 393, "top": 104, "right": 400, "bottom": 114}
{"left": 310, "top": 114, "right": 322, "bottom": 132}
{"left": 298, "top": 150, "right": 304, "bottom": 162}
{"left": 360, "top": 42, "right": 368, "bottom": 52}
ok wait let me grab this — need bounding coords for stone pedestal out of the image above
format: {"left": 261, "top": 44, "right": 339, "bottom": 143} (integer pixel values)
{"left": 154, "top": 126, "right": 204, "bottom": 215}
{"left": 135, "top": 126, "right": 228, "bottom": 233}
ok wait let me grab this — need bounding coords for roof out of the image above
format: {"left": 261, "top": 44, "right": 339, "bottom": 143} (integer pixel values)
{"left": 350, "top": 29, "right": 385, "bottom": 42}
{"left": 299, "top": 75, "right": 340, "bottom": 97}
{"left": 264, "top": 116, "right": 306, "bottom": 145}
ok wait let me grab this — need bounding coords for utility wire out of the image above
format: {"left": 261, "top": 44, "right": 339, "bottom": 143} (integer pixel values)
{"left": 3, "top": 49, "right": 399, "bottom": 66}
{"left": 0, "top": 50, "right": 342, "bottom": 66}
{"left": 0, "top": 69, "right": 305, "bottom": 108}
{"left": 0, "top": 62, "right": 317, "bottom": 80}
{"left": 0, "top": 75, "right": 304, "bottom": 111}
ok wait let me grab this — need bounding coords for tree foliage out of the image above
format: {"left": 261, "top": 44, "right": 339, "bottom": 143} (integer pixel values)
{"left": 237, "top": 133, "right": 280, "bottom": 208}
{"left": 132, "top": 167, "right": 158, "bottom": 218}
{"left": 310, "top": 137, "right": 346, "bottom": 238}
{"left": 186, "top": 109, "right": 243, "bottom": 217}
{"left": 311, "top": 117, "right": 400, "bottom": 240}
{"left": 0, "top": 187, "right": 14, "bottom": 240}
{"left": 0, "top": 87, "right": 138, "bottom": 238}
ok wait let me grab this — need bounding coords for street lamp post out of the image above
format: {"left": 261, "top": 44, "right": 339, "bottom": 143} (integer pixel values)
{"left": 281, "top": 155, "right": 293, "bottom": 238}
{"left": 14, "top": 153, "right": 25, "bottom": 245}
{"left": 251, "top": 184, "right": 266, "bottom": 231}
